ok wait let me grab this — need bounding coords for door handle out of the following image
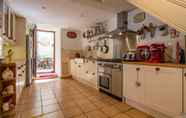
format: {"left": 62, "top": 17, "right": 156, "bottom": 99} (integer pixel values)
{"left": 135, "top": 81, "right": 141, "bottom": 87}
{"left": 136, "top": 68, "right": 140, "bottom": 71}
{"left": 184, "top": 73, "right": 186, "bottom": 77}
{"left": 155, "top": 67, "right": 160, "bottom": 71}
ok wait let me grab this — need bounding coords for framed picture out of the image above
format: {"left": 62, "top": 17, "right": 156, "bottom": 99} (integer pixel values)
{"left": 133, "top": 12, "right": 146, "bottom": 23}
{"left": 66, "top": 31, "right": 77, "bottom": 39}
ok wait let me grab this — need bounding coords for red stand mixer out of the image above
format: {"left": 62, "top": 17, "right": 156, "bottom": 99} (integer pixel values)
{"left": 148, "top": 43, "right": 166, "bottom": 63}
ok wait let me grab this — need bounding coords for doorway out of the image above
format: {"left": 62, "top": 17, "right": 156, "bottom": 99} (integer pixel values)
{"left": 36, "top": 30, "right": 55, "bottom": 78}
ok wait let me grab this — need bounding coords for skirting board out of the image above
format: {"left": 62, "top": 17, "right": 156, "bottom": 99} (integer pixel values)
{"left": 125, "top": 99, "right": 172, "bottom": 118}
{"left": 61, "top": 75, "right": 72, "bottom": 78}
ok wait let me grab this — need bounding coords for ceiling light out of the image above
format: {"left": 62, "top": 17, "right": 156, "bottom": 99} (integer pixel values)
{"left": 108, "top": 35, "right": 112, "bottom": 38}
{"left": 41, "top": 6, "right": 46, "bottom": 10}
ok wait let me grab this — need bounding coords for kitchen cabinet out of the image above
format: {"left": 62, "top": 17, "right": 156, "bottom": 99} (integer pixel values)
{"left": 70, "top": 60, "right": 76, "bottom": 79}
{"left": 112, "top": 65, "right": 122, "bottom": 98}
{"left": 144, "top": 66, "right": 182, "bottom": 116}
{"left": 124, "top": 64, "right": 145, "bottom": 104}
{"left": 184, "top": 69, "right": 186, "bottom": 114}
{"left": 70, "top": 59, "right": 97, "bottom": 88}
{"left": 0, "top": 0, "right": 15, "bottom": 41}
{"left": 123, "top": 64, "right": 183, "bottom": 117}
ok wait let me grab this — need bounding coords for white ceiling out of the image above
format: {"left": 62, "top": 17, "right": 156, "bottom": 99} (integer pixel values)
{"left": 9, "top": 0, "right": 135, "bottom": 29}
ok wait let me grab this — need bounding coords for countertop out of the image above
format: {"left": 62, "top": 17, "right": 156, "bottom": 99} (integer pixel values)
{"left": 123, "top": 61, "right": 186, "bottom": 68}
{"left": 73, "top": 58, "right": 186, "bottom": 68}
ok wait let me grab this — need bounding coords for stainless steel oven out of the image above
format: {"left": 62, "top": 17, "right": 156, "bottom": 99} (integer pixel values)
{"left": 97, "top": 62, "right": 112, "bottom": 93}
{"left": 98, "top": 72, "right": 112, "bottom": 93}
{"left": 97, "top": 60, "right": 123, "bottom": 98}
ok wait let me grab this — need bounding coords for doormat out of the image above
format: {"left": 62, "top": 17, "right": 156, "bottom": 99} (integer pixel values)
{"left": 37, "top": 73, "right": 58, "bottom": 80}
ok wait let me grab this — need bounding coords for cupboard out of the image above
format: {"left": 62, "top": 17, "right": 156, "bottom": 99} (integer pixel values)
{"left": 124, "top": 64, "right": 145, "bottom": 104}
{"left": 0, "top": 0, "right": 15, "bottom": 41}
{"left": 123, "top": 64, "right": 183, "bottom": 117}
{"left": 70, "top": 59, "right": 98, "bottom": 88}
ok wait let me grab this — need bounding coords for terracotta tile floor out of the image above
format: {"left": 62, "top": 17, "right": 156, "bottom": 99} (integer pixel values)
{"left": 13, "top": 78, "right": 153, "bottom": 118}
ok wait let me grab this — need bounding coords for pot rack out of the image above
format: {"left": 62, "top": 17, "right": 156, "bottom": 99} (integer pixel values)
{"left": 87, "top": 34, "right": 110, "bottom": 43}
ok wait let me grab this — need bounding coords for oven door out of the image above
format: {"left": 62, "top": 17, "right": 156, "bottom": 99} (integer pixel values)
{"left": 98, "top": 73, "right": 112, "bottom": 93}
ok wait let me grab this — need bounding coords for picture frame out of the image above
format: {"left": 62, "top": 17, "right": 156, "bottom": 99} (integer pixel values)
{"left": 133, "top": 12, "right": 146, "bottom": 23}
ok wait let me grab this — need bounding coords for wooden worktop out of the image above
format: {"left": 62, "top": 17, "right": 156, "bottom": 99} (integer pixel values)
{"left": 123, "top": 61, "right": 186, "bottom": 68}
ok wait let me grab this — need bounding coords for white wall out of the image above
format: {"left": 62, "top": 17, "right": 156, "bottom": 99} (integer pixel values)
{"left": 127, "top": 0, "right": 186, "bottom": 33}
{"left": 128, "top": 9, "right": 185, "bottom": 62}
{"left": 61, "top": 28, "right": 82, "bottom": 50}
{"left": 37, "top": 24, "right": 62, "bottom": 77}
{"left": 13, "top": 16, "right": 26, "bottom": 61}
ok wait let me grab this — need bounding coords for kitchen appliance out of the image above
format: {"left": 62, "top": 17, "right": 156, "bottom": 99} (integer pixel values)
{"left": 122, "top": 51, "right": 137, "bottom": 61}
{"left": 97, "top": 59, "right": 123, "bottom": 99}
{"left": 137, "top": 45, "right": 150, "bottom": 61}
{"left": 148, "top": 43, "right": 166, "bottom": 63}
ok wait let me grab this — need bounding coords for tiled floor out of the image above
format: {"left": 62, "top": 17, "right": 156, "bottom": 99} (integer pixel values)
{"left": 13, "top": 78, "right": 153, "bottom": 118}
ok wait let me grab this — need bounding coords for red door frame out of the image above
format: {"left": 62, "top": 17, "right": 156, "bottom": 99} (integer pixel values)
{"left": 35, "top": 29, "right": 56, "bottom": 74}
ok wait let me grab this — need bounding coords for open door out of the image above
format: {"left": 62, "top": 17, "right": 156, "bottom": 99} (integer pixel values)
{"left": 26, "top": 25, "right": 37, "bottom": 86}
{"left": 36, "top": 30, "right": 55, "bottom": 77}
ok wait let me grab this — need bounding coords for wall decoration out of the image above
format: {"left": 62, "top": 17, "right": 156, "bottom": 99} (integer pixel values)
{"left": 170, "top": 29, "right": 180, "bottom": 38}
{"left": 66, "top": 31, "right": 77, "bottom": 39}
{"left": 159, "top": 24, "right": 169, "bottom": 36}
{"left": 137, "top": 23, "right": 158, "bottom": 41}
{"left": 82, "top": 22, "right": 107, "bottom": 39}
{"left": 133, "top": 12, "right": 146, "bottom": 23}
{"left": 2, "top": 41, "right": 14, "bottom": 64}
{"left": 149, "top": 23, "right": 157, "bottom": 38}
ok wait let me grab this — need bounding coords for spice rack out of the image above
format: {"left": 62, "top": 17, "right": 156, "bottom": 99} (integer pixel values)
{"left": 0, "top": 63, "right": 16, "bottom": 117}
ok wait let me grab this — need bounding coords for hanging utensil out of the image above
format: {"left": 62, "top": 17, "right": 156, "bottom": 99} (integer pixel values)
{"left": 102, "top": 40, "right": 109, "bottom": 54}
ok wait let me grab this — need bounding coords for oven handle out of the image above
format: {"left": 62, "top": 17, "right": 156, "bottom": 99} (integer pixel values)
{"left": 98, "top": 72, "right": 112, "bottom": 77}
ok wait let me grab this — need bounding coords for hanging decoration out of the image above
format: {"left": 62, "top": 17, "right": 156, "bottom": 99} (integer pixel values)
{"left": 66, "top": 31, "right": 77, "bottom": 39}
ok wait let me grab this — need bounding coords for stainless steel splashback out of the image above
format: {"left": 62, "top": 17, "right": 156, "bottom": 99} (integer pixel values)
{"left": 124, "top": 31, "right": 137, "bottom": 52}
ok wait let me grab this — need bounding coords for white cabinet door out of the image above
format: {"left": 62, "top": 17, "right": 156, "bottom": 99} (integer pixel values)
{"left": 70, "top": 60, "right": 74, "bottom": 76}
{"left": 143, "top": 66, "right": 156, "bottom": 107}
{"left": 184, "top": 69, "right": 186, "bottom": 114}
{"left": 124, "top": 64, "right": 145, "bottom": 104}
{"left": 145, "top": 67, "right": 182, "bottom": 116}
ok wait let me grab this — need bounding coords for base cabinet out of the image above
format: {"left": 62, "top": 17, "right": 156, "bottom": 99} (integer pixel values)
{"left": 124, "top": 64, "right": 145, "bottom": 104}
{"left": 124, "top": 64, "right": 183, "bottom": 117}
{"left": 70, "top": 59, "right": 97, "bottom": 88}
{"left": 144, "top": 67, "right": 182, "bottom": 117}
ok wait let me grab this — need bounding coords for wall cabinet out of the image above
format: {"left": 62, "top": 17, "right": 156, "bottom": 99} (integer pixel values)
{"left": 0, "top": 0, "right": 15, "bottom": 41}
{"left": 70, "top": 59, "right": 97, "bottom": 88}
{"left": 123, "top": 64, "right": 183, "bottom": 117}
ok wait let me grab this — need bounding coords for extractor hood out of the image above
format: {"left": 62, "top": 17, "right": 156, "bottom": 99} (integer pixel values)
{"left": 108, "top": 11, "right": 136, "bottom": 38}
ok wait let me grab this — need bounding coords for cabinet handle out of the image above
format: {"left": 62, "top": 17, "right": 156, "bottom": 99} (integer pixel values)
{"left": 184, "top": 73, "right": 186, "bottom": 77}
{"left": 136, "top": 68, "right": 140, "bottom": 71}
{"left": 135, "top": 81, "right": 141, "bottom": 87}
{"left": 155, "top": 67, "right": 160, "bottom": 71}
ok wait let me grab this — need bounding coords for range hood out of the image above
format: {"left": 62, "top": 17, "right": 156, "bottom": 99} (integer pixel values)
{"left": 108, "top": 11, "right": 136, "bottom": 38}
